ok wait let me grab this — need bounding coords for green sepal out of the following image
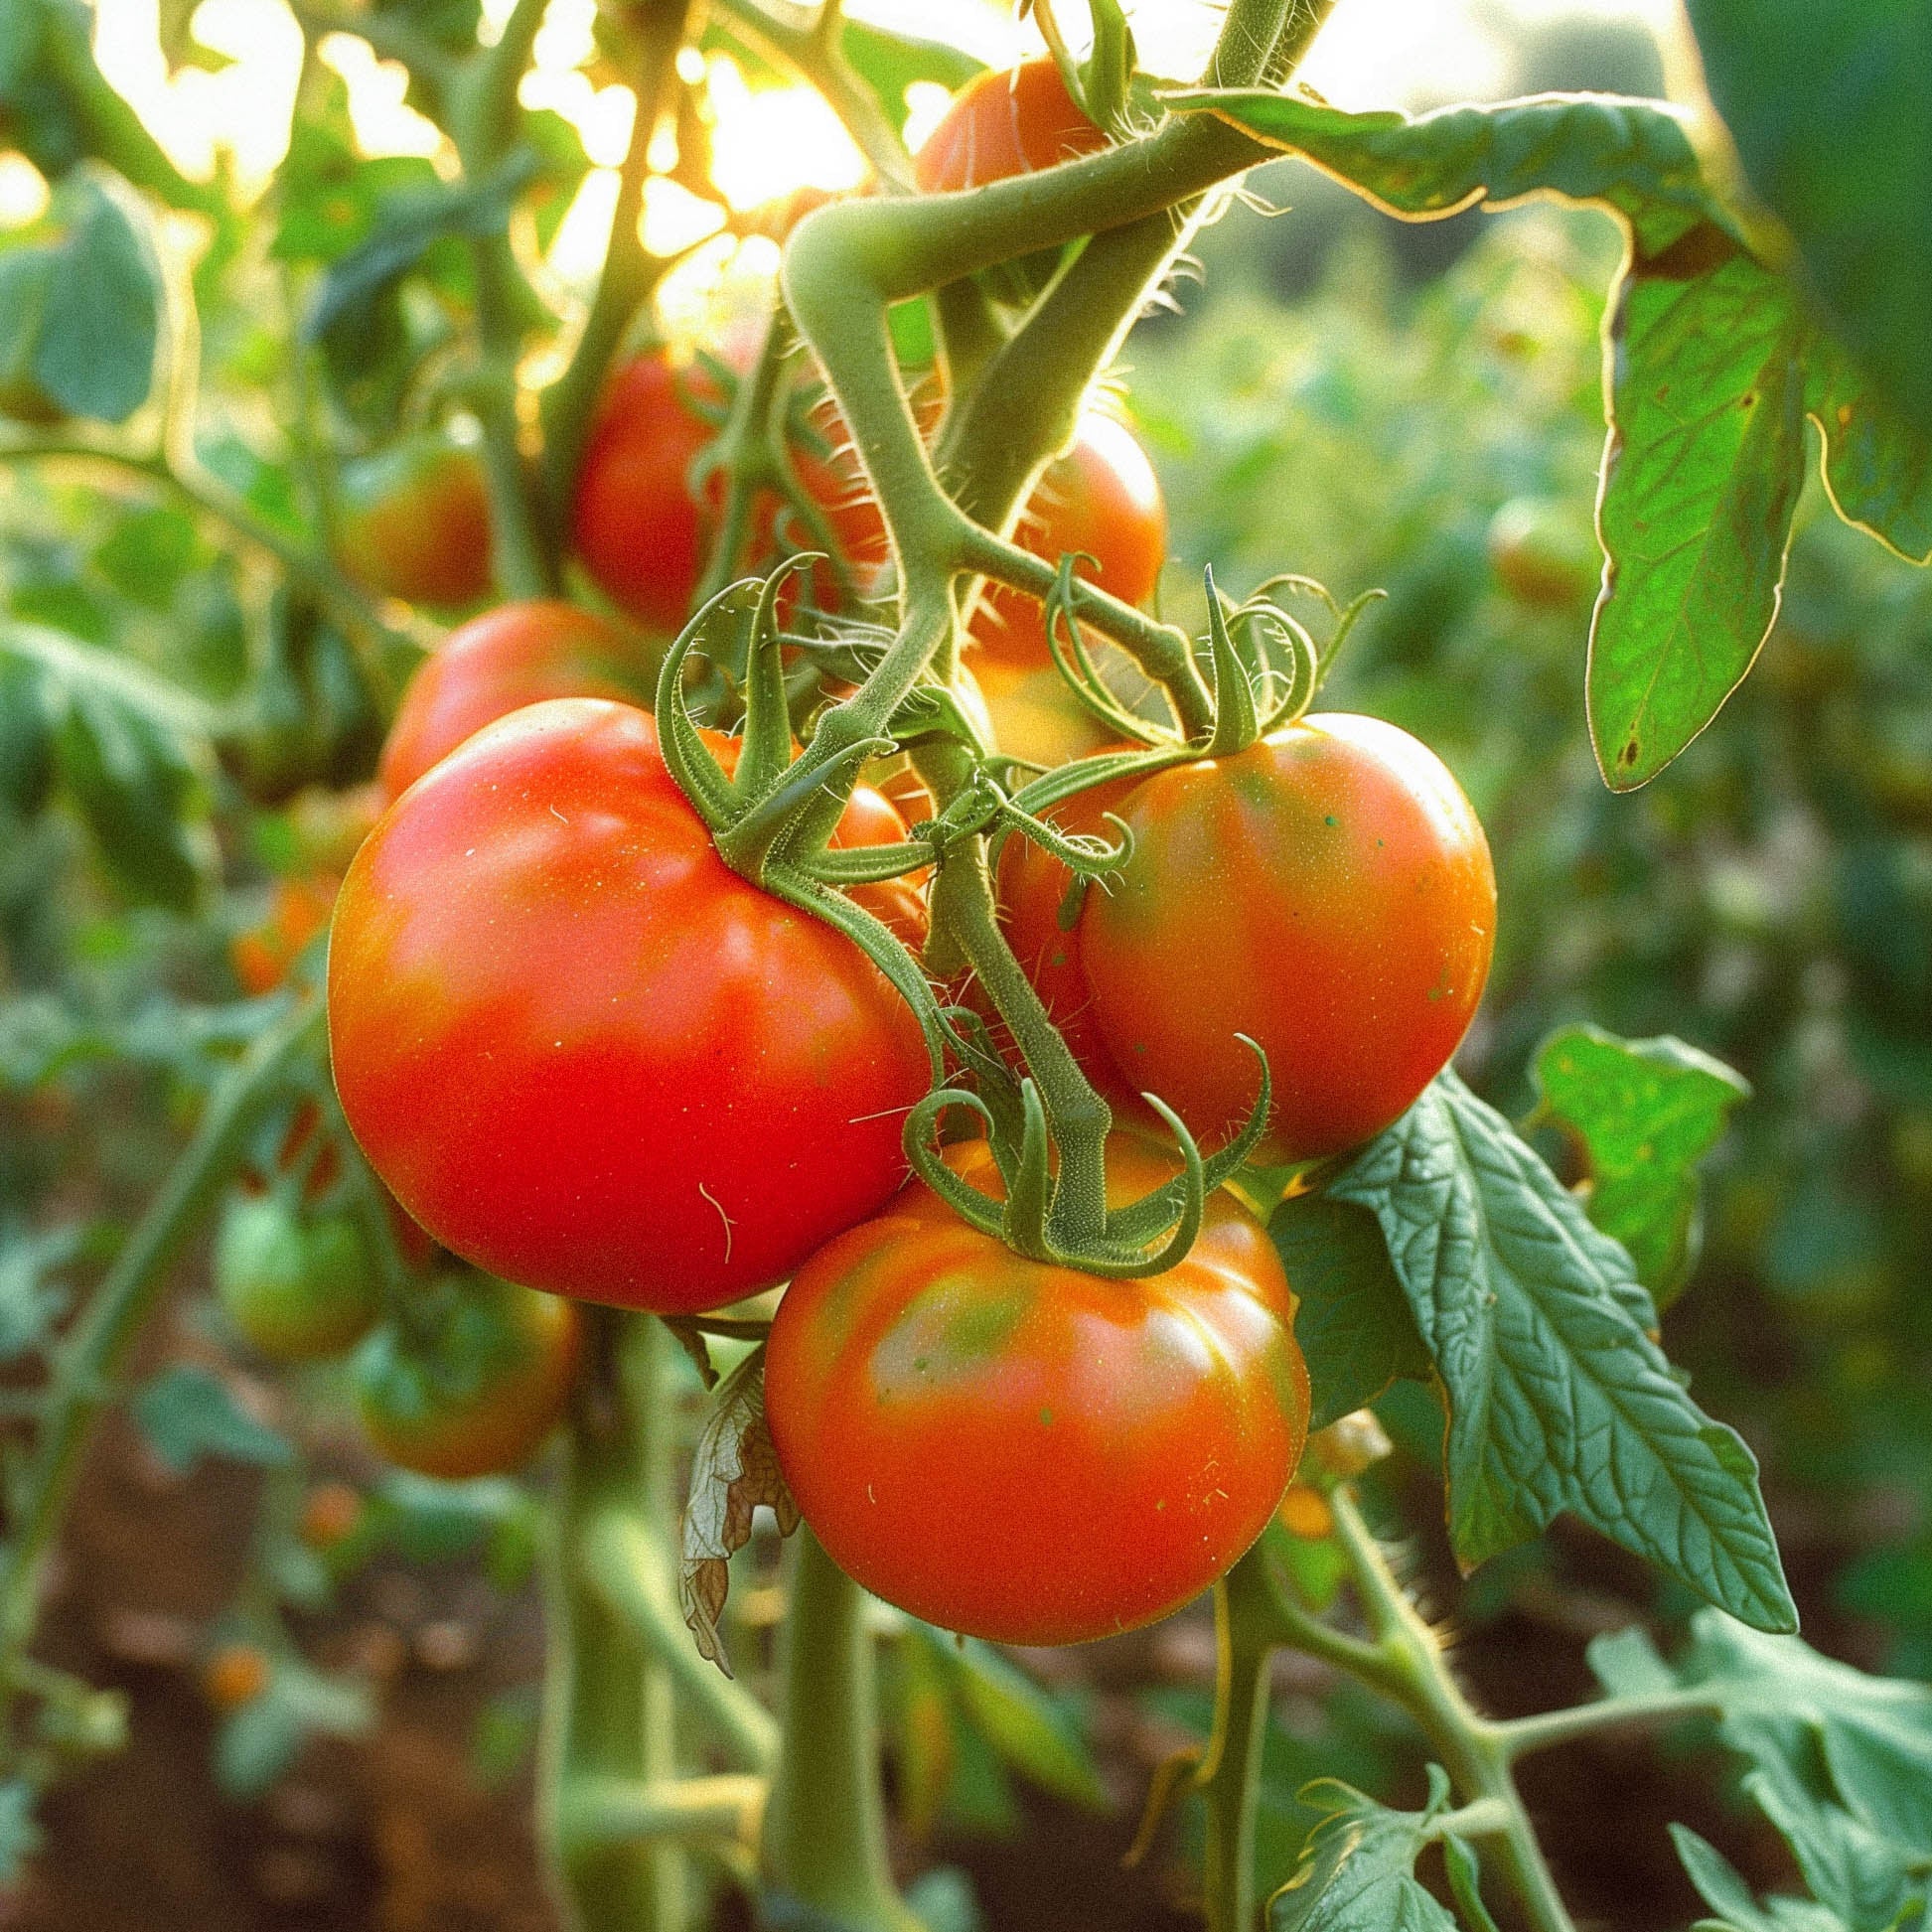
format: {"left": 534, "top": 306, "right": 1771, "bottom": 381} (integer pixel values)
{"left": 1201, "top": 566, "right": 1261, "bottom": 756}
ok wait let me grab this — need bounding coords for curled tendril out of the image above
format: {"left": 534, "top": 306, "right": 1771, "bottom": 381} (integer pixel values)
{"left": 1231, "top": 600, "right": 1320, "bottom": 734}
{"left": 902, "top": 1088, "right": 1008, "bottom": 1237}
{"left": 654, "top": 578, "right": 766, "bottom": 833}
{"left": 1042, "top": 552, "right": 1174, "bottom": 747}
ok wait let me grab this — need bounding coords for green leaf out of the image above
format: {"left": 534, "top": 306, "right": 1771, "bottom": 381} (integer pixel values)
{"left": 1266, "top": 1769, "right": 1457, "bottom": 1932}
{"left": 1533, "top": 1024, "right": 1750, "bottom": 1304}
{"left": 1331, "top": 1073, "right": 1794, "bottom": 1632}
{"left": 838, "top": 18, "right": 983, "bottom": 132}
{"left": 0, "top": 1779, "right": 42, "bottom": 1885}
{"left": 273, "top": 76, "right": 442, "bottom": 267}
{"left": 31, "top": 165, "right": 162, "bottom": 423}
{"left": 1803, "top": 333, "right": 1932, "bottom": 566}
{"left": 916, "top": 1625, "right": 1107, "bottom": 1811}
{"left": 1590, "top": 245, "right": 1808, "bottom": 787}
{"left": 1159, "top": 88, "right": 1730, "bottom": 256}
{"left": 1158, "top": 84, "right": 1932, "bottom": 788}
{"left": 1601, "top": 1613, "right": 1932, "bottom": 1929}
{"left": 215, "top": 1655, "right": 372, "bottom": 1798}
{"left": 1439, "top": 1835, "right": 1502, "bottom": 1932}
{"left": 0, "top": 1223, "right": 78, "bottom": 1361}
{"left": 1669, "top": 1826, "right": 1804, "bottom": 1932}
{"left": 3, "top": 620, "right": 213, "bottom": 910}
{"left": 300, "top": 150, "right": 540, "bottom": 351}
{"left": 1269, "top": 1190, "right": 1430, "bottom": 1430}
{"left": 133, "top": 1365, "right": 294, "bottom": 1475}
{"left": 1685, "top": 0, "right": 1932, "bottom": 441}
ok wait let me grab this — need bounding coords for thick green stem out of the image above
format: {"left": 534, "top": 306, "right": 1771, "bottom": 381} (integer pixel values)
{"left": 0, "top": 1003, "right": 325, "bottom": 1738}
{"left": 1327, "top": 1492, "right": 1577, "bottom": 1932}
{"left": 538, "top": 0, "right": 695, "bottom": 535}
{"left": 762, "top": 1529, "right": 920, "bottom": 1932}
{"left": 578, "top": 1503, "right": 779, "bottom": 1773}
{"left": 1199, "top": 1556, "right": 1282, "bottom": 1932}
{"left": 539, "top": 1312, "right": 692, "bottom": 1932}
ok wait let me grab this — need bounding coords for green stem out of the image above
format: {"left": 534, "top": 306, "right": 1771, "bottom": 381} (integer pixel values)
{"left": 1199, "top": 1556, "right": 1282, "bottom": 1932}
{"left": 0, "top": 1003, "right": 325, "bottom": 1743}
{"left": 762, "top": 1529, "right": 920, "bottom": 1932}
{"left": 578, "top": 1503, "right": 779, "bottom": 1773}
{"left": 538, "top": 1311, "right": 690, "bottom": 1932}
{"left": 537, "top": 0, "right": 695, "bottom": 538}
{"left": 1327, "top": 1491, "right": 1577, "bottom": 1932}
{"left": 1493, "top": 1689, "right": 1729, "bottom": 1760}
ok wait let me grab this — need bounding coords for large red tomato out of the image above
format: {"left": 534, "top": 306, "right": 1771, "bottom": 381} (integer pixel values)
{"left": 328, "top": 698, "right": 930, "bottom": 1312}
{"left": 1078, "top": 713, "right": 1496, "bottom": 1162}
{"left": 377, "top": 599, "right": 651, "bottom": 802}
{"left": 765, "top": 1136, "right": 1307, "bottom": 1646}
{"left": 337, "top": 435, "right": 493, "bottom": 607}
{"left": 969, "top": 413, "right": 1167, "bottom": 669}
{"left": 912, "top": 57, "right": 1107, "bottom": 194}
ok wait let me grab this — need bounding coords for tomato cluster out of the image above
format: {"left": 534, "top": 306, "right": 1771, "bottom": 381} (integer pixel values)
{"left": 316, "top": 66, "right": 1497, "bottom": 1640}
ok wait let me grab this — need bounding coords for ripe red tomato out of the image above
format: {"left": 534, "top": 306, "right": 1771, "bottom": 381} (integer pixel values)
{"left": 1078, "top": 714, "right": 1497, "bottom": 1163}
{"left": 969, "top": 413, "right": 1167, "bottom": 669}
{"left": 765, "top": 1135, "right": 1308, "bottom": 1645}
{"left": 328, "top": 698, "right": 931, "bottom": 1312}
{"left": 353, "top": 1272, "right": 581, "bottom": 1479}
{"left": 573, "top": 351, "right": 888, "bottom": 630}
{"left": 215, "top": 1192, "right": 380, "bottom": 1362}
{"left": 377, "top": 599, "right": 651, "bottom": 802}
{"left": 571, "top": 353, "right": 713, "bottom": 633}
{"left": 337, "top": 435, "right": 493, "bottom": 607}
{"left": 912, "top": 57, "right": 1107, "bottom": 194}
{"left": 231, "top": 873, "right": 338, "bottom": 995}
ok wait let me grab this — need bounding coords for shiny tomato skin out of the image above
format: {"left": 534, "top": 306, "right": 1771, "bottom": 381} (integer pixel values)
{"left": 765, "top": 1137, "right": 1308, "bottom": 1646}
{"left": 337, "top": 436, "right": 493, "bottom": 608}
{"left": 970, "top": 413, "right": 1167, "bottom": 669}
{"left": 377, "top": 600, "right": 650, "bottom": 802}
{"left": 353, "top": 1272, "right": 581, "bottom": 1479}
{"left": 328, "top": 698, "right": 930, "bottom": 1312}
{"left": 571, "top": 353, "right": 712, "bottom": 632}
{"left": 912, "top": 57, "right": 1107, "bottom": 193}
{"left": 1079, "top": 713, "right": 1496, "bottom": 1163}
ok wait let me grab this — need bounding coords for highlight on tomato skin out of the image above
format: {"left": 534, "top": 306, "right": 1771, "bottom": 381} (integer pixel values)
{"left": 1078, "top": 712, "right": 1498, "bottom": 1165}
{"left": 912, "top": 57, "right": 1109, "bottom": 195}
{"left": 327, "top": 698, "right": 931, "bottom": 1314}
{"left": 764, "top": 1137, "right": 1310, "bottom": 1648}
{"left": 376, "top": 599, "right": 654, "bottom": 803}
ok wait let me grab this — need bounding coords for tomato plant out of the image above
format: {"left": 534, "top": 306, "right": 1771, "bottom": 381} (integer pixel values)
{"left": 766, "top": 1136, "right": 1308, "bottom": 1646}
{"left": 329, "top": 697, "right": 929, "bottom": 1311}
{"left": 3, "top": 2, "right": 1930, "bottom": 1929}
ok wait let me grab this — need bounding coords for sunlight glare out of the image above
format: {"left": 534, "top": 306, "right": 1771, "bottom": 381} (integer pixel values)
{"left": 702, "top": 57, "right": 866, "bottom": 209}
{"left": 317, "top": 35, "right": 447, "bottom": 162}
{"left": 0, "top": 155, "right": 53, "bottom": 231}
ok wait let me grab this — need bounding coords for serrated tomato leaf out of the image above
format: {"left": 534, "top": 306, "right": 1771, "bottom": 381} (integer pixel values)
{"left": 1270, "top": 1190, "right": 1430, "bottom": 1430}
{"left": 1159, "top": 85, "right": 1932, "bottom": 789}
{"left": 1686, "top": 0, "right": 1932, "bottom": 443}
{"left": 680, "top": 1345, "right": 798, "bottom": 1677}
{"left": 1267, "top": 1767, "right": 1458, "bottom": 1932}
{"left": 1534, "top": 1024, "right": 1749, "bottom": 1305}
{"left": 133, "top": 1365, "right": 293, "bottom": 1476}
{"left": 1331, "top": 1073, "right": 1794, "bottom": 1632}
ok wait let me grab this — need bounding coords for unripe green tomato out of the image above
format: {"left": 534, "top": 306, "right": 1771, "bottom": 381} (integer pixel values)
{"left": 352, "top": 1273, "right": 581, "bottom": 1479}
{"left": 216, "top": 1193, "right": 380, "bottom": 1362}
{"left": 1486, "top": 495, "right": 1599, "bottom": 609}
